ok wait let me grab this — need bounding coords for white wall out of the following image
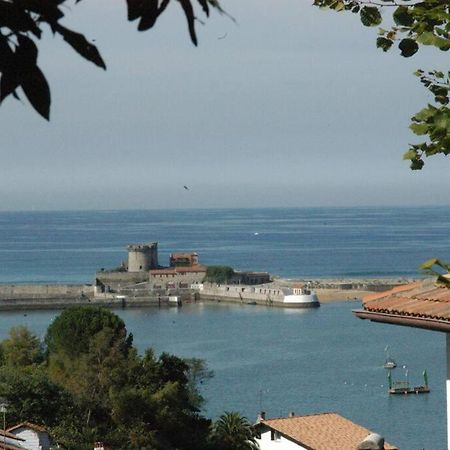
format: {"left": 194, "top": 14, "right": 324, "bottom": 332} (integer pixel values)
{"left": 256, "top": 430, "right": 305, "bottom": 450}
{"left": 11, "top": 428, "right": 51, "bottom": 450}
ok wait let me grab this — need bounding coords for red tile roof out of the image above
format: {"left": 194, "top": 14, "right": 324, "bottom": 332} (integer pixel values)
{"left": 0, "top": 430, "right": 24, "bottom": 441}
{"left": 354, "top": 278, "right": 450, "bottom": 331}
{"left": 170, "top": 252, "right": 198, "bottom": 258}
{"left": 0, "top": 443, "right": 25, "bottom": 450}
{"left": 7, "top": 422, "right": 47, "bottom": 433}
{"left": 260, "top": 413, "right": 397, "bottom": 450}
{"left": 150, "top": 265, "right": 206, "bottom": 275}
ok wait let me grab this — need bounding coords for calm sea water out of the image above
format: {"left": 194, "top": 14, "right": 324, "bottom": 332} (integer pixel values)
{"left": 0, "top": 206, "right": 449, "bottom": 449}
{"left": 0, "top": 206, "right": 450, "bottom": 283}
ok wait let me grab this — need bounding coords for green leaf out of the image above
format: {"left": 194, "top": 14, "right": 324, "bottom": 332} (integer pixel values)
{"left": 138, "top": 0, "right": 159, "bottom": 30}
{"left": 360, "top": 6, "right": 382, "bottom": 27}
{"left": 409, "top": 122, "right": 429, "bottom": 135}
{"left": 436, "top": 275, "right": 450, "bottom": 287}
{"left": 376, "top": 37, "right": 393, "bottom": 52}
{"left": 434, "top": 36, "right": 450, "bottom": 51}
{"left": 20, "top": 65, "right": 51, "bottom": 120}
{"left": 16, "top": 35, "right": 38, "bottom": 67}
{"left": 0, "top": 67, "right": 19, "bottom": 103}
{"left": 55, "top": 24, "right": 106, "bottom": 70}
{"left": 412, "top": 106, "right": 435, "bottom": 122}
{"left": 410, "top": 158, "right": 424, "bottom": 170}
{"left": 436, "top": 95, "right": 449, "bottom": 105}
{"left": 420, "top": 258, "right": 440, "bottom": 271}
{"left": 393, "top": 6, "right": 414, "bottom": 27}
{"left": 399, "top": 38, "right": 419, "bottom": 57}
{"left": 127, "top": 0, "right": 145, "bottom": 21}
{"left": 178, "top": 0, "right": 198, "bottom": 46}
{"left": 416, "top": 32, "right": 436, "bottom": 46}
{"left": 197, "top": 0, "right": 209, "bottom": 16}
{"left": 402, "top": 149, "right": 417, "bottom": 160}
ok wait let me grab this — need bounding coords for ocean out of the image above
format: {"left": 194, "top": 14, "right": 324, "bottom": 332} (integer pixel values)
{"left": 0, "top": 206, "right": 449, "bottom": 449}
{"left": 1, "top": 206, "right": 450, "bottom": 283}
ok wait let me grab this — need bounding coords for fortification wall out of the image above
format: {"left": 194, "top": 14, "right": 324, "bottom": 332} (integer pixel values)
{"left": 0, "top": 284, "right": 93, "bottom": 298}
{"left": 200, "top": 284, "right": 285, "bottom": 304}
{"left": 149, "top": 272, "right": 205, "bottom": 288}
{"left": 96, "top": 272, "right": 148, "bottom": 285}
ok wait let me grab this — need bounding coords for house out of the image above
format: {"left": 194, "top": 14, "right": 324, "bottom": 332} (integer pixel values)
{"left": 0, "top": 429, "right": 26, "bottom": 450}
{"left": 353, "top": 279, "right": 450, "bottom": 449}
{"left": 6, "top": 423, "right": 51, "bottom": 450}
{"left": 256, "top": 412, "right": 397, "bottom": 450}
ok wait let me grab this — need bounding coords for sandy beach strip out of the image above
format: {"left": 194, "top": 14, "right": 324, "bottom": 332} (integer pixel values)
{"left": 315, "top": 288, "right": 371, "bottom": 303}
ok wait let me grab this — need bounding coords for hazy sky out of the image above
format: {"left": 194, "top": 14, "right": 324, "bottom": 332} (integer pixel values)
{"left": 1, "top": 0, "right": 448, "bottom": 210}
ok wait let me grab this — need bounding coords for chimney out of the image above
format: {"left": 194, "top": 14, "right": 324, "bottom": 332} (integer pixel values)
{"left": 256, "top": 411, "right": 266, "bottom": 423}
{"left": 357, "top": 433, "right": 385, "bottom": 450}
{"left": 288, "top": 411, "right": 295, "bottom": 418}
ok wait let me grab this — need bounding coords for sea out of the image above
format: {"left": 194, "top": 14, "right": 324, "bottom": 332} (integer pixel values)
{"left": 0, "top": 206, "right": 449, "bottom": 450}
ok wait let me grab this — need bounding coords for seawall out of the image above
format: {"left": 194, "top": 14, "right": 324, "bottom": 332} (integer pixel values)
{"left": 0, "top": 278, "right": 418, "bottom": 310}
{"left": 0, "top": 284, "right": 192, "bottom": 310}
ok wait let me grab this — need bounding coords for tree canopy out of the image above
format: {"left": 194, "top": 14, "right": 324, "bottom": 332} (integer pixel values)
{"left": 204, "top": 265, "right": 235, "bottom": 283}
{"left": 0, "top": 306, "right": 217, "bottom": 450}
{"left": 209, "top": 411, "right": 259, "bottom": 450}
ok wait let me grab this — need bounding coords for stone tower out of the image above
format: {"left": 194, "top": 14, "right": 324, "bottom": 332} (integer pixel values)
{"left": 127, "top": 242, "right": 158, "bottom": 272}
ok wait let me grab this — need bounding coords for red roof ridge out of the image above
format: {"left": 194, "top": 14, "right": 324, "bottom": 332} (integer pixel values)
{"left": 363, "top": 280, "right": 426, "bottom": 302}
{"left": 259, "top": 412, "right": 397, "bottom": 450}
{"left": 262, "top": 411, "right": 336, "bottom": 422}
{"left": 7, "top": 422, "right": 47, "bottom": 433}
{"left": 0, "top": 430, "right": 25, "bottom": 441}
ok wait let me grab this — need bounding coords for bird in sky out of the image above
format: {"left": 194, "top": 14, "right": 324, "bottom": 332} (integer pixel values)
{"left": 183, "top": 185, "right": 190, "bottom": 190}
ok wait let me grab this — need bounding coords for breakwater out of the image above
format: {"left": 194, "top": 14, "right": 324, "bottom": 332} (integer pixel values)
{"left": 0, "top": 278, "right": 415, "bottom": 311}
{"left": 0, "top": 284, "right": 195, "bottom": 310}
{"left": 199, "top": 284, "right": 286, "bottom": 306}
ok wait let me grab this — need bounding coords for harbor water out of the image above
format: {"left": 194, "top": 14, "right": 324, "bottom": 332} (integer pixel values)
{"left": 0, "top": 302, "right": 444, "bottom": 450}
{"left": 0, "top": 206, "right": 449, "bottom": 449}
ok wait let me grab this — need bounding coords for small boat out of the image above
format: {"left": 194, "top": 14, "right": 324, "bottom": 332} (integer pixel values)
{"left": 383, "top": 345, "right": 396, "bottom": 369}
{"left": 388, "top": 368, "right": 429, "bottom": 395}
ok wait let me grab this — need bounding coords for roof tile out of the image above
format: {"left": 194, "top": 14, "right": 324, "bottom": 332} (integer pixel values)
{"left": 363, "top": 279, "right": 450, "bottom": 322}
{"left": 261, "top": 413, "right": 397, "bottom": 450}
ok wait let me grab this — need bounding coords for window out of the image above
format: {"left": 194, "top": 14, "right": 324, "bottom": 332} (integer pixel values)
{"left": 270, "top": 431, "right": 281, "bottom": 441}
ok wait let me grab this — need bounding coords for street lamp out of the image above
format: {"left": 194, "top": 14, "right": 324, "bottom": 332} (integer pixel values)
{"left": 0, "top": 399, "right": 8, "bottom": 449}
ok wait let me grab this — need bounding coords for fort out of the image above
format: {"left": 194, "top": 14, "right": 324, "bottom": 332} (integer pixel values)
{"left": 0, "top": 242, "right": 416, "bottom": 310}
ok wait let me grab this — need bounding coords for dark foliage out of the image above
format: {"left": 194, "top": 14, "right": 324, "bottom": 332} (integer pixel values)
{"left": 0, "top": 307, "right": 215, "bottom": 449}
{"left": 204, "top": 265, "right": 235, "bottom": 283}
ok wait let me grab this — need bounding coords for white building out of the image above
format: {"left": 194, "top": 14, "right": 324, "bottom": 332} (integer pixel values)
{"left": 7, "top": 423, "right": 51, "bottom": 450}
{"left": 256, "top": 412, "right": 397, "bottom": 450}
{"left": 0, "top": 429, "right": 27, "bottom": 450}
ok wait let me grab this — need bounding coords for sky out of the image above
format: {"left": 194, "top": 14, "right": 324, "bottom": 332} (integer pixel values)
{"left": 1, "top": 0, "right": 449, "bottom": 210}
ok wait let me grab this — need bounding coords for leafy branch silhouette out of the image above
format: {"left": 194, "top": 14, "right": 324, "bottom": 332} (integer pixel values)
{"left": 0, "top": 0, "right": 224, "bottom": 120}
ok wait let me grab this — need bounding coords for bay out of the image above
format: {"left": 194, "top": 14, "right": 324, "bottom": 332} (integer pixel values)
{"left": 0, "top": 302, "right": 444, "bottom": 450}
{"left": 0, "top": 206, "right": 448, "bottom": 449}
